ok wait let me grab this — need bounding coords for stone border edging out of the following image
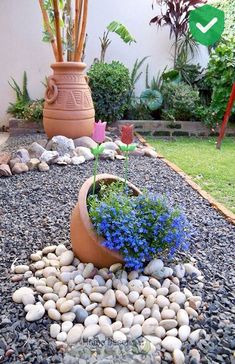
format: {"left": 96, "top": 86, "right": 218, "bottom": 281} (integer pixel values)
{"left": 135, "top": 132, "right": 235, "bottom": 225}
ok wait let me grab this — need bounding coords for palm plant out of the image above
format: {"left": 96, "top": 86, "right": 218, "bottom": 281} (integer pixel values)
{"left": 39, "top": 0, "right": 89, "bottom": 62}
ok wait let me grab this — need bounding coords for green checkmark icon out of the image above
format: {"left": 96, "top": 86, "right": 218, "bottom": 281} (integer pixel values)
{"left": 189, "top": 5, "right": 224, "bottom": 46}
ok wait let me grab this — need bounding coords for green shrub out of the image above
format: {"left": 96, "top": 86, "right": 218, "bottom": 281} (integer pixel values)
{"left": 124, "top": 99, "right": 153, "bottom": 120}
{"left": 161, "top": 82, "right": 201, "bottom": 121}
{"left": 88, "top": 61, "right": 132, "bottom": 122}
{"left": 7, "top": 72, "right": 44, "bottom": 122}
{"left": 205, "top": 36, "right": 235, "bottom": 126}
{"left": 23, "top": 99, "right": 44, "bottom": 121}
{"left": 7, "top": 71, "right": 31, "bottom": 119}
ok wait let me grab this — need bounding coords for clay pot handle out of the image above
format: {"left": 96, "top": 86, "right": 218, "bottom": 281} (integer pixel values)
{"left": 45, "top": 77, "right": 58, "bottom": 104}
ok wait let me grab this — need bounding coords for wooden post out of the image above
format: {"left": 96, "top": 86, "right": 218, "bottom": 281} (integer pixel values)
{"left": 73, "top": 0, "right": 83, "bottom": 61}
{"left": 52, "top": 0, "right": 64, "bottom": 62}
{"left": 216, "top": 83, "right": 235, "bottom": 149}
{"left": 75, "top": 0, "right": 88, "bottom": 62}
{"left": 38, "top": 0, "right": 58, "bottom": 61}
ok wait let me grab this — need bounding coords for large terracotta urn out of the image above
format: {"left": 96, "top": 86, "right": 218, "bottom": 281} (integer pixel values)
{"left": 43, "top": 62, "right": 95, "bottom": 139}
{"left": 70, "top": 174, "right": 141, "bottom": 268}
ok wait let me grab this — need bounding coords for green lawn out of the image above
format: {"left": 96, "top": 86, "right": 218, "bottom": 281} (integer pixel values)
{"left": 146, "top": 136, "right": 235, "bottom": 213}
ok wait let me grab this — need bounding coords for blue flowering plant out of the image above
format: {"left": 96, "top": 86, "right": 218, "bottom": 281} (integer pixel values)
{"left": 88, "top": 182, "right": 190, "bottom": 270}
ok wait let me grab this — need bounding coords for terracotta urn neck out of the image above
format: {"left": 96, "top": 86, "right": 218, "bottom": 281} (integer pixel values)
{"left": 50, "top": 61, "right": 87, "bottom": 73}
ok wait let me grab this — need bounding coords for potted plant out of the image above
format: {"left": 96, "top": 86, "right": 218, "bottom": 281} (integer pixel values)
{"left": 38, "top": 0, "right": 95, "bottom": 139}
{"left": 70, "top": 123, "right": 190, "bottom": 268}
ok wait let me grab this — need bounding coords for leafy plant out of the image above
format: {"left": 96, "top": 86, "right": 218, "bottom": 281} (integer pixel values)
{"left": 107, "top": 21, "right": 136, "bottom": 44}
{"left": 205, "top": 36, "right": 235, "bottom": 126}
{"left": 175, "top": 31, "right": 200, "bottom": 62}
{"left": 150, "top": 0, "right": 205, "bottom": 66}
{"left": 124, "top": 99, "right": 153, "bottom": 120}
{"left": 23, "top": 100, "right": 44, "bottom": 121}
{"left": 161, "top": 82, "right": 201, "bottom": 121}
{"left": 209, "top": 0, "right": 235, "bottom": 36}
{"left": 39, "top": 0, "right": 88, "bottom": 62}
{"left": 140, "top": 89, "right": 163, "bottom": 111}
{"left": 145, "top": 65, "right": 165, "bottom": 90}
{"left": 88, "top": 61, "right": 132, "bottom": 123}
{"left": 175, "top": 54, "right": 202, "bottom": 85}
{"left": 161, "top": 69, "right": 181, "bottom": 84}
{"left": 99, "top": 21, "right": 136, "bottom": 62}
{"left": 88, "top": 182, "right": 190, "bottom": 270}
{"left": 130, "top": 57, "right": 149, "bottom": 97}
{"left": 7, "top": 72, "right": 31, "bottom": 119}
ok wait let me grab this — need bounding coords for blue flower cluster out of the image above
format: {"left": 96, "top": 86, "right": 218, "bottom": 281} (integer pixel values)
{"left": 89, "top": 187, "right": 190, "bottom": 270}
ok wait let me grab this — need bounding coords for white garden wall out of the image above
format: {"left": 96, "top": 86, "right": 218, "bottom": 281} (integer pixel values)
{"left": 0, "top": 0, "right": 209, "bottom": 127}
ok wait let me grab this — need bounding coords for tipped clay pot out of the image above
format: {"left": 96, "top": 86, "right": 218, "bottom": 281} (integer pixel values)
{"left": 43, "top": 62, "right": 95, "bottom": 139}
{"left": 70, "top": 174, "right": 141, "bottom": 268}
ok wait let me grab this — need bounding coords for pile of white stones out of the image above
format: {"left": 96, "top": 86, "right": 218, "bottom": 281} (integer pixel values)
{"left": 0, "top": 135, "right": 157, "bottom": 176}
{"left": 12, "top": 245, "right": 204, "bottom": 363}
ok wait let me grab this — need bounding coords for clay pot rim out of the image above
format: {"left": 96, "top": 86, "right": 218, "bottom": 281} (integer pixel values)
{"left": 51, "top": 61, "right": 86, "bottom": 70}
{"left": 78, "top": 173, "right": 141, "bottom": 258}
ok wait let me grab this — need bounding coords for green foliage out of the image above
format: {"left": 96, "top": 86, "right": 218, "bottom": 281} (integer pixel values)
{"left": 161, "top": 82, "right": 201, "bottom": 121}
{"left": 124, "top": 99, "right": 153, "bottom": 120}
{"left": 206, "top": 36, "right": 235, "bottom": 126}
{"left": 130, "top": 57, "right": 149, "bottom": 96}
{"left": 209, "top": 0, "right": 235, "bottom": 36}
{"left": 107, "top": 21, "right": 136, "bottom": 44}
{"left": 23, "top": 100, "right": 44, "bottom": 121}
{"left": 8, "top": 71, "right": 30, "bottom": 103}
{"left": 7, "top": 72, "right": 31, "bottom": 119}
{"left": 162, "top": 70, "right": 181, "bottom": 84}
{"left": 7, "top": 72, "right": 43, "bottom": 122}
{"left": 140, "top": 89, "right": 163, "bottom": 111}
{"left": 175, "top": 52, "right": 202, "bottom": 85}
{"left": 88, "top": 61, "right": 132, "bottom": 123}
{"left": 145, "top": 65, "right": 165, "bottom": 90}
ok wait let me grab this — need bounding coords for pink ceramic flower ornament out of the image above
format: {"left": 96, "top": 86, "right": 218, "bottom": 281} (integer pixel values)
{"left": 92, "top": 120, "right": 107, "bottom": 144}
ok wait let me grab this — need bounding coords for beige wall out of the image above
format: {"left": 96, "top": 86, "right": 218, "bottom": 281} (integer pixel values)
{"left": 0, "top": 0, "right": 209, "bottom": 127}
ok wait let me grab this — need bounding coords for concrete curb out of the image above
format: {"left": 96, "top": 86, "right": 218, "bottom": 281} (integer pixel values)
{"left": 136, "top": 132, "right": 235, "bottom": 225}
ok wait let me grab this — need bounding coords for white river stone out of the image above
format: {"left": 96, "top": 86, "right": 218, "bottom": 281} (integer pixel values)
{"left": 60, "top": 251, "right": 74, "bottom": 266}
{"left": 84, "top": 314, "right": 99, "bottom": 326}
{"left": 12, "top": 287, "right": 34, "bottom": 303}
{"left": 129, "top": 324, "right": 142, "bottom": 339}
{"left": 100, "top": 324, "right": 113, "bottom": 337}
{"left": 82, "top": 324, "right": 100, "bottom": 339}
{"left": 67, "top": 324, "right": 84, "bottom": 344}
{"left": 122, "top": 312, "right": 134, "bottom": 328}
{"left": 48, "top": 308, "right": 61, "bottom": 321}
{"left": 161, "top": 336, "right": 182, "bottom": 352}
{"left": 173, "top": 348, "right": 185, "bottom": 364}
{"left": 22, "top": 294, "right": 35, "bottom": 306}
{"left": 161, "top": 309, "right": 175, "bottom": 320}
{"left": 160, "top": 319, "right": 178, "bottom": 331}
{"left": 14, "top": 265, "right": 29, "bottom": 274}
{"left": 50, "top": 323, "right": 61, "bottom": 338}
{"left": 142, "top": 318, "right": 158, "bottom": 335}
{"left": 178, "top": 325, "right": 191, "bottom": 342}
{"left": 177, "top": 309, "right": 189, "bottom": 326}
{"left": 169, "top": 292, "right": 186, "bottom": 305}
{"left": 113, "top": 331, "right": 127, "bottom": 342}
{"left": 26, "top": 304, "right": 45, "bottom": 321}
{"left": 101, "top": 289, "right": 116, "bottom": 307}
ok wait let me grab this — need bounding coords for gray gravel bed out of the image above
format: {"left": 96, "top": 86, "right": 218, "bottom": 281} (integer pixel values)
{"left": 0, "top": 135, "right": 235, "bottom": 364}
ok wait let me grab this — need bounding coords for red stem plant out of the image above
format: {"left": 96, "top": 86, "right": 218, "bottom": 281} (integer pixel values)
{"left": 150, "top": 0, "right": 205, "bottom": 67}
